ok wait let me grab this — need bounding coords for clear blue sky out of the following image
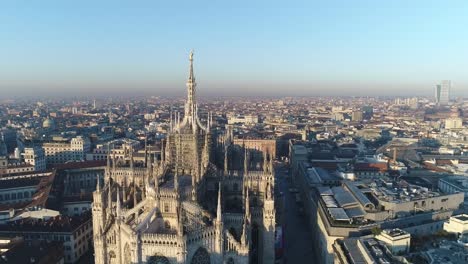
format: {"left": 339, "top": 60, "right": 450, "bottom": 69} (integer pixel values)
{"left": 1, "top": 1, "right": 467, "bottom": 97}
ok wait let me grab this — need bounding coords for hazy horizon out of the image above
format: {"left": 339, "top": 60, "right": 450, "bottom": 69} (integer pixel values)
{"left": 1, "top": 1, "right": 468, "bottom": 98}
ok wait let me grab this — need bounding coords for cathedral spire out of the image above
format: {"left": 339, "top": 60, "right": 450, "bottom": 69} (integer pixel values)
{"left": 107, "top": 181, "right": 112, "bottom": 215}
{"left": 174, "top": 170, "right": 179, "bottom": 192}
{"left": 170, "top": 110, "right": 173, "bottom": 131}
{"left": 130, "top": 146, "right": 137, "bottom": 205}
{"left": 116, "top": 186, "right": 121, "bottom": 218}
{"left": 174, "top": 138, "right": 181, "bottom": 193}
{"left": 160, "top": 139, "right": 165, "bottom": 165}
{"left": 215, "top": 182, "right": 224, "bottom": 255}
{"left": 241, "top": 214, "right": 248, "bottom": 246}
{"left": 265, "top": 182, "right": 273, "bottom": 200}
{"left": 177, "top": 206, "right": 184, "bottom": 236}
{"left": 191, "top": 172, "right": 197, "bottom": 201}
{"left": 216, "top": 182, "right": 222, "bottom": 223}
{"left": 144, "top": 136, "right": 148, "bottom": 166}
{"left": 202, "top": 131, "right": 210, "bottom": 170}
{"left": 96, "top": 171, "right": 101, "bottom": 192}
{"left": 106, "top": 144, "right": 111, "bottom": 179}
{"left": 245, "top": 188, "right": 250, "bottom": 218}
{"left": 154, "top": 154, "right": 160, "bottom": 204}
{"left": 112, "top": 150, "right": 116, "bottom": 173}
{"left": 269, "top": 152, "right": 274, "bottom": 173}
{"left": 177, "top": 111, "right": 181, "bottom": 127}
{"left": 186, "top": 50, "right": 196, "bottom": 122}
{"left": 143, "top": 152, "right": 150, "bottom": 201}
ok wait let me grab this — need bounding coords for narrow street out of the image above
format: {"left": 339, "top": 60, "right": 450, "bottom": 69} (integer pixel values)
{"left": 276, "top": 166, "right": 317, "bottom": 264}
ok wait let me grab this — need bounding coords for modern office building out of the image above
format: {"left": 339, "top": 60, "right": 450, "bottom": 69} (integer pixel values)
{"left": 435, "top": 80, "right": 450, "bottom": 105}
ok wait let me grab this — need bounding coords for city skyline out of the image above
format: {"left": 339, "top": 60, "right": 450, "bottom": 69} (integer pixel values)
{"left": 1, "top": 2, "right": 468, "bottom": 264}
{"left": 1, "top": 1, "right": 468, "bottom": 98}
{"left": 0, "top": 49, "right": 466, "bottom": 264}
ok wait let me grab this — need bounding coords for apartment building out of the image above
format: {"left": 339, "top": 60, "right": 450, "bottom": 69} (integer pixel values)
{"left": 43, "top": 136, "right": 90, "bottom": 165}
{"left": 23, "top": 146, "right": 46, "bottom": 171}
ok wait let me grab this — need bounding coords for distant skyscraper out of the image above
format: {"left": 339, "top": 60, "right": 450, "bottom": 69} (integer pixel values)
{"left": 435, "top": 80, "right": 450, "bottom": 105}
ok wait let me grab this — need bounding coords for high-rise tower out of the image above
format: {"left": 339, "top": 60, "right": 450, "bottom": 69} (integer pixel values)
{"left": 435, "top": 80, "right": 450, "bottom": 105}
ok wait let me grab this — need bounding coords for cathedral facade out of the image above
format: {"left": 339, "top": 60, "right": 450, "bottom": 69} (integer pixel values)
{"left": 92, "top": 52, "right": 276, "bottom": 264}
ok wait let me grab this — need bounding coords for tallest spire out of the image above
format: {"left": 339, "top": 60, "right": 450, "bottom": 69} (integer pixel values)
{"left": 188, "top": 50, "right": 195, "bottom": 83}
{"left": 186, "top": 50, "right": 196, "bottom": 119}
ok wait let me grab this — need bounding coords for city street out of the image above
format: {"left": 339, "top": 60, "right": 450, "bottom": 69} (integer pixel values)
{"left": 276, "top": 166, "right": 317, "bottom": 264}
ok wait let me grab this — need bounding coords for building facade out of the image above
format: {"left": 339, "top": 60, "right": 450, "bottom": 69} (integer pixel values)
{"left": 232, "top": 138, "right": 277, "bottom": 159}
{"left": 23, "top": 146, "right": 46, "bottom": 171}
{"left": 86, "top": 138, "right": 141, "bottom": 161}
{"left": 43, "top": 136, "right": 91, "bottom": 165}
{"left": 227, "top": 114, "right": 259, "bottom": 125}
{"left": 445, "top": 117, "right": 463, "bottom": 130}
{"left": 92, "top": 52, "right": 276, "bottom": 264}
{"left": 0, "top": 213, "right": 92, "bottom": 263}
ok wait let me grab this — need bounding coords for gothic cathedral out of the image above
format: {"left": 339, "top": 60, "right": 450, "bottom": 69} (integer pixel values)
{"left": 92, "top": 52, "right": 276, "bottom": 264}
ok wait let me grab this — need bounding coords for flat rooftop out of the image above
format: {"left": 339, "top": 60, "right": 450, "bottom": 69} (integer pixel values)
{"left": 366, "top": 179, "right": 441, "bottom": 203}
{"left": 453, "top": 214, "right": 468, "bottom": 222}
{"left": 440, "top": 176, "right": 468, "bottom": 191}
{"left": 382, "top": 228, "right": 409, "bottom": 238}
{"left": 425, "top": 241, "right": 468, "bottom": 264}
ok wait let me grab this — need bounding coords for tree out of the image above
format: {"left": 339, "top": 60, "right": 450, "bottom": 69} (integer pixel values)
{"left": 371, "top": 226, "right": 382, "bottom": 236}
